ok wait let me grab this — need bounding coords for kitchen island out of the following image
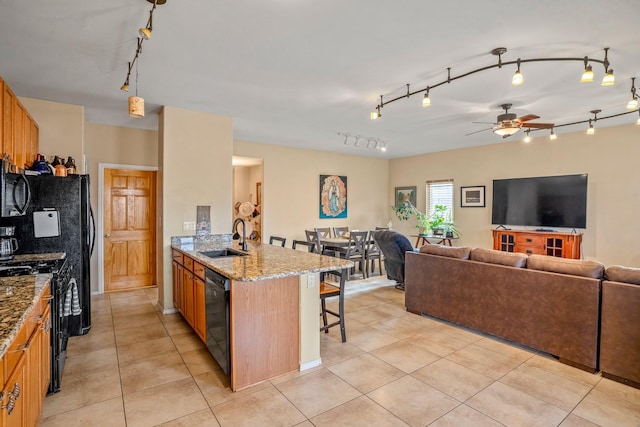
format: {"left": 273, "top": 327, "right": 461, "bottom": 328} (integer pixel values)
{"left": 171, "top": 235, "right": 352, "bottom": 391}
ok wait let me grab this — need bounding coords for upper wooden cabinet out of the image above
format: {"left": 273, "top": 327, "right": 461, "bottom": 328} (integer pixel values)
{"left": 0, "top": 76, "right": 39, "bottom": 170}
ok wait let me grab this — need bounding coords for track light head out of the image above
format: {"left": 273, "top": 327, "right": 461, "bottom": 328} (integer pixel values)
{"left": 601, "top": 69, "right": 615, "bottom": 86}
{"left": 120, "top": 82, "right": 129, "bottom": 92}
{"left": 512, "top": 59, "right": 524, "bottom": 86}
{"left": 523, "top": 130, "right": 531, "bottom": 143}
{"left": 587, "top": 119, "right": 595, "bottom": 135}
{"left": 139, "top": 27, "right": 151, "bottom": 40}
{"left": 422, "top": 87, "right": 431, "bottom": 107}
{"left": 581, "top": 65, "right": 594, "bottom": 83}
{"left": 549, "top": 128, "right": 557, "bottom": 140}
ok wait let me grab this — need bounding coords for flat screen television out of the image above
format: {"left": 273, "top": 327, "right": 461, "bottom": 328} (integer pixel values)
{"left": 491, "top": 174, "right": 588, "bottom": 229}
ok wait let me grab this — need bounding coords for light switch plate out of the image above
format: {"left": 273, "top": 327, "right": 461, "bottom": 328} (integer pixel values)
{"left": 183, "top": 221, "right": 196, "bottom": 231}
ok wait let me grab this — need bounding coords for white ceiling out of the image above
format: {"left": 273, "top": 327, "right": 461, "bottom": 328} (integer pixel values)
{"left": 0, "top": 0, "right": 638, "bottom": 159}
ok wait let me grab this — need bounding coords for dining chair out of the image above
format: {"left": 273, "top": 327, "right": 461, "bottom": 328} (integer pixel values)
{"left": 269, "top": 236, "right": 286, "bottom": 247}
{"left": 320, "top": 268, "right": 346, "bottom": 342}
{"left": 314, "top": 227, "right": 332, "bottom": 239}
{"left": 332, "top": 226, "right": 349, "bottom": 238}
{"left": 304, "top": 230, "right": 322, "bottom": 254}
{"left": 339, "top": 230, "right": 368, "bottom": 279}
{"left": 292, "top": 240, "right": 315, "bottom": 252}
{"left": 365, "top": 231, "right": 383, "bottom": 277}
{"left": 375, "top": 226, "right": 389, "bottom": 230}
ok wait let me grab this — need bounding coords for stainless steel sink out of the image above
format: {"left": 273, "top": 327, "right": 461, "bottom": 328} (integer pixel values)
{"left": 199, "top": 249, "right": 248, "bottom": 258}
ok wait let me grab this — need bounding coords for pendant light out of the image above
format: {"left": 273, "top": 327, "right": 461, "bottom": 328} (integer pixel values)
{"left": 586, "top": 119, "right": 595, "bottom": 135}
{"left": 549, "top": 128, "right": 557, "bottom": 140}
{"left": 523, "top": 130, "right": 531, "bottom": 143}
{"left": 626, "top": 78, "right": 638, "bottom": 110}
{"left": 128, "top": 53, "right": 144, "bottom": 118}
{"left": 422, "top": 86, "right": 431, "bottom": 107}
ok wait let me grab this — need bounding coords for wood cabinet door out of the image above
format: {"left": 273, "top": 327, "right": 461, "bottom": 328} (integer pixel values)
{"left": 183, "top": 268, "right": 195, "bottom": 327}
{"left": 26, "top": 325, "right": 42, "bottom": 427}
{"left": 26, "top": 114, "right": 38, "bottom": 169}
{"left": 172, "top": 260, "right": 180, "bottom": 310}
{"left": 194, "top": 276, "right": 206, "bottom": 342}
{"left": 104, "top": 169, "right": 157, "bottom": 292}
{"left": 0, "top": 78, "right": 4, "bottom": 155}
{"left": 40, "top": 304, "right": 51, "bottom": 398}
{"left": 177, "top": 264, "right": 185, "bottom": 315}
{"left": 13, "top": 101, "right": 25, "bottom": 170}
{"left": 3, "top": 84, "right": 15, "bottom": 163}
{"left": 2, "top": 355, "right": 26, "bottom": 427}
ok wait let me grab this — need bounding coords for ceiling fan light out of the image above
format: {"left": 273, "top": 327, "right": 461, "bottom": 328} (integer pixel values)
{"left": 601, "top": 69, "right": 615, "bottom": 86}
{"left": 493, "top": 126, "right": 520, "bottom": 136}
{"left": 626, "top": 98, "right": 638, "bottom": 110}
{"left": 139, "top": 27, "right": 151, "bottom": 40}
{"left": 512, "top": 70, "right": 524, "bottom": 86}
{"left": 580, "top": 65, "right": 594, "bottom": 83}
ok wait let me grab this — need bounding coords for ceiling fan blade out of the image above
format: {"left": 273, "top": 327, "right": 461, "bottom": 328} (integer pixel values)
{"left": 521, "top": 122, "right": 554, "bottom": 129}
{"left": 465, "top": 127, "right": 493, "bottom": 136}
{"left": 515, "top": 114, "right": 540, "bottom": 123}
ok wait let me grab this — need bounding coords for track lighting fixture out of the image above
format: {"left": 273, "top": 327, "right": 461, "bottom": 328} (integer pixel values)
{"left": 120, "top": 0, "right": 165, "bottom": 116}
{"left": 422, "top": 87, "right": 431, "bottom": 107}
{"left": 586, "top": 120, "right": 595, "bottom": 135}
{"left": 338, "top": 132, "right": 388, "bottom": 151}
{"left": 370, "top": 47, "right": 639, "bottom": 132}
{"left": 523, "top": 130, "right": 531, "bottom": 143}
{"left": 549, "top": 128, "right": 557, "bottom": 140}
{"left": 512, "top": 59, "right": 524, "bottom": 86}
{"left": 637, "top": 109, "right": 640, "bottom": 125}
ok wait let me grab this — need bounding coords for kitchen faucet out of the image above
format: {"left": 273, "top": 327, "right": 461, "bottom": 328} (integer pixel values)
{"left": 233, "top": 217, "right": 248, "bottom": 251}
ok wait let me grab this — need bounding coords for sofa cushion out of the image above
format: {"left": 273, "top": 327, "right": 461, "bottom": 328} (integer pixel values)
{"left": 527, "top": 254, "right": 604, "bottom": 279}
{"left": 605, "top": 265, "right": 640, "bottom": 285}
{"left": 470, "top": 247, "right": 527, "bottom": 268}
{"left": 419, "top": 244, "right": 471, "bottom": 259}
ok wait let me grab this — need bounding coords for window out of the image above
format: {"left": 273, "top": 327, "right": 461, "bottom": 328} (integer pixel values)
{"left": 426, "top": 179, "right": 454, "bottom": 221}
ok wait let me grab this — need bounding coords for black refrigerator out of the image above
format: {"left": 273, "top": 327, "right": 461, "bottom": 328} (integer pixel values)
{"left": 13, "top": 174, "right": 94, "bottom": 336}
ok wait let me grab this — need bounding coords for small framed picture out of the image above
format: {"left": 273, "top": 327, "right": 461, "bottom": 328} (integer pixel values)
{"left": 395, "top": 186, "right": 417, "bottom": 207}
{"left": 461, "top": 185, "right": 485, "bottom": 207}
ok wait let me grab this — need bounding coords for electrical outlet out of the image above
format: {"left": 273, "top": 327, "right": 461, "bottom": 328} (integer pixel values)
{"left": 307, "top": 274, "right": 315, "bottom": 288}
{"left": 183, "top": 221, "right": 196, "bottom": 231}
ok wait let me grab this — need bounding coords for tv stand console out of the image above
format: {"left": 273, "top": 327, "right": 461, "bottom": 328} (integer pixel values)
{"left": 492, "top": 229, "right": 582, "bottom": 259}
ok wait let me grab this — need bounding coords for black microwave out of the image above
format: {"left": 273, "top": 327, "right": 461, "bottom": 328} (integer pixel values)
{"left": 0, "top": 168, "right": 31, "bottom": 217}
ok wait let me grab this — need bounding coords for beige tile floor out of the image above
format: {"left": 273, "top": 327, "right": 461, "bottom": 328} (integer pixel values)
{"left": 39, "top": 277, "right": 640, "bottom": 427}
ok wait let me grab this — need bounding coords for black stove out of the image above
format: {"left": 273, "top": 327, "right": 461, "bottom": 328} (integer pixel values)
{"left": 0, "top": 258, "right": 66, "bottom": 275}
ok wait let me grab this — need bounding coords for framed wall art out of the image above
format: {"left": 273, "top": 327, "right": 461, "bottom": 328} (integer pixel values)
{"left": 320, "top": 175, "right": 347, "bottom": 218}
{"left": 460, "top": 185, "right": 485, "bottom": 207}
{"left": 395, "top": 186, "right": 417, "bottom": 207}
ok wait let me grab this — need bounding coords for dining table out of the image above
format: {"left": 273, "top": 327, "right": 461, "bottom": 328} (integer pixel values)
{"left": 412, "top": 234, "right": 459, "bottom": 248}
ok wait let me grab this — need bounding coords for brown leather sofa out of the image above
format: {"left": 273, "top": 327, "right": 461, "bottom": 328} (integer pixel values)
{"left": 405, "top": 246, "right": 604, "bottom": 372}
{"left": 600, "top": 266, "right": 640, "bottom": 388}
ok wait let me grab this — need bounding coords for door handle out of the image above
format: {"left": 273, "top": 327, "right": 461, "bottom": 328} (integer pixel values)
{"left": 104, "top": 233, "right": 110, "bottom": 238}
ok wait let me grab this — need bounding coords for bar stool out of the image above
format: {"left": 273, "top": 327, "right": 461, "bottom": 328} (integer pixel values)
{"left": 320, "top": 269, "right": 346, "bottom": 342}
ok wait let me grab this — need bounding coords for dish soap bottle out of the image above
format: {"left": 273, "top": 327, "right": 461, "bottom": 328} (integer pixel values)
{"left": 64, "top": 157, "right": 77, "bottom": 175}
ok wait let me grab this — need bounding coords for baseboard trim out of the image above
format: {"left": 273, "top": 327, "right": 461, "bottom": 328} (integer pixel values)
{"left": 300, "top": 359, "right": 322, "bottom": 371}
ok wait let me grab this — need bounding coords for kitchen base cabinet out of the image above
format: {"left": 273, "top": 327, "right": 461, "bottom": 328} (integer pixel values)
{"left": 0, "top": 284, "right": 51, "bottom": 427}
{"left": 171, "top": 250, "right": 206, "bottom": 343}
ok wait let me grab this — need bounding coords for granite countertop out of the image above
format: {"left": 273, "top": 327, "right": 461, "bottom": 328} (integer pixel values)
{"left": 0, "top": 274, "right": 52, "bottom": 359}
{"left": 171, "top": 235, "right": 354, "bottom": 282}
{"left": 10, "top": 252, "right": 66, "bottom": 263}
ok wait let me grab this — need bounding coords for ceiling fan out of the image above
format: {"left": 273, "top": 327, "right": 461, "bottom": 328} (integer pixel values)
{"left": 467, "top": 103, "right": 554, "bottom": 138}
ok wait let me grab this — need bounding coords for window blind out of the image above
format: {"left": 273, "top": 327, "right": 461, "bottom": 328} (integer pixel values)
{"left": 426, "top": 179, "right": 454, "bottom": 221}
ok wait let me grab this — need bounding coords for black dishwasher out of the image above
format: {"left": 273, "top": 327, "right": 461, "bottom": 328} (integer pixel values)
{"left": 205, "top": 268, "right": 230, "bottom": 375}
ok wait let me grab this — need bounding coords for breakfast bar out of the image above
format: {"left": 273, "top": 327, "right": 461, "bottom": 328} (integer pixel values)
{"left": 171, "top": 235, "right": 352, "bottom": 391}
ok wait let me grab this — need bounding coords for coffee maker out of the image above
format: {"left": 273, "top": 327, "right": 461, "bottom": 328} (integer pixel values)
{"left": 0, "top": 226, "right": 19, "bottom": 260}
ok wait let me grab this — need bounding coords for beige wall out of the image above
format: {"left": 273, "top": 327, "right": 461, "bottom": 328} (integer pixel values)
{"left": 233, "top": 140, "right": 389, "bottom": 244}
{"left": 19, "top": 97, "right": 85, "bottom": 173}
{"left": 159, "top": 106, "right": 233, "bottom": 311}
{"left": 85, "top": 123, "right": 159, "bottom": 293}
{"left": 389, "top": 123, "right": 640, "bottom": 267}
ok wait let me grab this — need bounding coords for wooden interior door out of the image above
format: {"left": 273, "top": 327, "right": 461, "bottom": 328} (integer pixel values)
{"left": 104, "top": 169, "right": 157, "bottom": 292}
